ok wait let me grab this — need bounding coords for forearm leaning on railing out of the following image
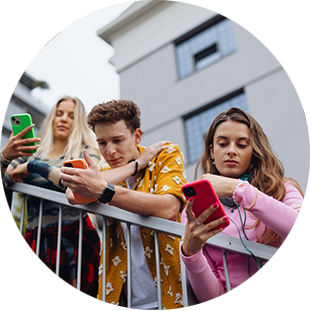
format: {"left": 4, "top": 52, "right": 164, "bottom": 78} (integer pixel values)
{"left": 5, "top": 183, "right": 279, "bottom": 307}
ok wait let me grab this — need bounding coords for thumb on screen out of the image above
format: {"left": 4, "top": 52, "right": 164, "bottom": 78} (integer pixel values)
{"left": 83, "top": 149, "right": 97, "bottom": 169}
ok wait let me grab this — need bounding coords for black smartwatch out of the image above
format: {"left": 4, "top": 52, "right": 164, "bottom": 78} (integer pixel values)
{"left": 99, "top": 182, "right": 115, "bottom": 204}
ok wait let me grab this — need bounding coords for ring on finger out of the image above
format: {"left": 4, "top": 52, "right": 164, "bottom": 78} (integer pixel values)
{"left": 196, "top": 219, "right": 202, "bottom": 226}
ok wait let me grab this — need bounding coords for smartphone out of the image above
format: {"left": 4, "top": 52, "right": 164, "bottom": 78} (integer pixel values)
{"left": 63, "top": 159, "right": 97, "bottom": 204}
{"left": 181, "top": 179, "right": 229, "bottom": 230}
{"left": 10, "top": 113, "right": 36, "bottom": 153}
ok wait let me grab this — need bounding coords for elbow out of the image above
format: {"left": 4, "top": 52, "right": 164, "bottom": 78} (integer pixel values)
{"left": 161, "top": 195, "right": 182, "bottom": 221}
{"left": 3, "top": 176, "right": 13, "bottom": 187}
{"left": 165, "top": 205, "right": 180, "bottom": 221}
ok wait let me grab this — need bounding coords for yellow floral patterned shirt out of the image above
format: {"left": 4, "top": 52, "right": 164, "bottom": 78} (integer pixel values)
{"left": 98, "top": 144, "right": 187, "bottom": 309}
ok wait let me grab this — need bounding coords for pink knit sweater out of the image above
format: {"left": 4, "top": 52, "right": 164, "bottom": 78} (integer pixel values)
{"left": 180, "top": 181, "right": 303, "bottom": 302}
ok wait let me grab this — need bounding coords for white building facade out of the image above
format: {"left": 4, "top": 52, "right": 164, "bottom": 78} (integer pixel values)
{"left": 98, "top": 1, "right": 309, "bottom": 191}
{"left": 98, "top": 1, "right": 309, "bottom": 309}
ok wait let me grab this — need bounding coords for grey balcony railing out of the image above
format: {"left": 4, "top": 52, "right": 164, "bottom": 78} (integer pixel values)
{"left": 5, "top": 182, "right": 278, "bottom": 308}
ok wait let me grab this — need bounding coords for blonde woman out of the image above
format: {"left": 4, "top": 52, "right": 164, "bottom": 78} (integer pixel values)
{"left": 3, "top": 96, "right": 102, "bottom": 298}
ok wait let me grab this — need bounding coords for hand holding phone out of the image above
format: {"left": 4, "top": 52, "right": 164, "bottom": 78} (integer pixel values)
{"left": 181, "top": 179, "right": 230, "bottom": 257}
{"left": 181, "top": 179, "right": 229, "bottom": 230}
{"left": 63, "top": 159, "right": 97, "bottom": 204}
{"left": 10, "top": 113, "right": 37, "bottom": 154}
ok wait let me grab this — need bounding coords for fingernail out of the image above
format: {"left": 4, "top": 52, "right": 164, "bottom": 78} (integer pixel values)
{"left": 223, "top": 216, "right": 229, "bottom": 221}
{"left": 189, "top": 196, "right": 194, "bottom": 202}
{"left": 213, "top": 202, "right": 219, "bottom": 208}
{"left": 30, "top": 124, "right": 35, "bottom": 128}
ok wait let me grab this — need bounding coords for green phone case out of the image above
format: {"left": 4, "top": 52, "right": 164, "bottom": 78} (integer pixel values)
{"left": 10, "top": 113, "right": 36, "bottom": 153}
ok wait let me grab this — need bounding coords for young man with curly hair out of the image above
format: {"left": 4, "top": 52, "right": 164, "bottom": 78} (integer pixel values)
{"left": 60, "top": 99, "right": 187, "bottom": 309}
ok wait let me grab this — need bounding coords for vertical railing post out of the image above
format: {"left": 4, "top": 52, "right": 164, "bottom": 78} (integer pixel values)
{"left": 126, "top": 223, "right": 132, "bottom": 308}
{"left": 222, "top": 250, "right": 231, "bottom": 292}
{"left": 55, "top": 205, "right": 63, "bottom": 276}
{"left": 5, "top": 183, "right": 277, "bottom": 310}
{"left": 154, "top": 231, "right": 162, "bottom": 310}
{"left": 36, "top": 199, "right": 43, "bottom": 256}
{"left": 19, "top": 194, "right": 26, "bottom": 234}
{"left": 101, "top": 216, "right": 107, "bottom": 302}
{"left": 179, "top": 239, "right": 189, "bottom": 308}
{"left": 77, "top": 211, "right": 83, "bottom": 290}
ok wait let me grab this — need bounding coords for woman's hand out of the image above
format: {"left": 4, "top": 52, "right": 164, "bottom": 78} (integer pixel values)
{"left": 9, "top": 163, "right": 30, "bottom": 182}
{"left": 182, "top": 197, "right": 228, "bottom": 257}
{"left": 2, "top": 125, "right": 40, "bottom": 160}
{"left": 137, "top": 141, "right": 172, "bottom": 170}
{"left": 199, "top": 173, "right": 238, "bottom": 198}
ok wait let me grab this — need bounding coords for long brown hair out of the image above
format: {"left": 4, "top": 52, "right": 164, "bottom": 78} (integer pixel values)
{"left": 195, "top": 107, "right": 302, "bottom": 246}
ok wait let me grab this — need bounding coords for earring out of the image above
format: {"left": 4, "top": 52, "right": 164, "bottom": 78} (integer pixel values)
{"left": 211, "top": 157, "right": 215, "bottom": 165}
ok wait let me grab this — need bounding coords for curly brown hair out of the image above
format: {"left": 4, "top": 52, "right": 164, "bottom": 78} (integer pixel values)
{"left": 87, "top": 99, "right": 141, "bottom": 133}
{"left": 196, "top": 107, "right": 303, "bottom": 246}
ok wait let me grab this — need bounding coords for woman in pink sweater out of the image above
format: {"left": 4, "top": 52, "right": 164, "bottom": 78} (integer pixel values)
{"left": 180, "top": 107, "right": 303, "bottom": 302}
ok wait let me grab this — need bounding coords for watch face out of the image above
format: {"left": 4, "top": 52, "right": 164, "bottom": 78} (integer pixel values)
{"left": 100, "top": 182, "right": 115, "bottom": 203}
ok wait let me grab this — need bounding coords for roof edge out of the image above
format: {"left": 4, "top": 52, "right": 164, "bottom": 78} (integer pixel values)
{"left": 97, "top": 0, "right": 162, "bottom": 44}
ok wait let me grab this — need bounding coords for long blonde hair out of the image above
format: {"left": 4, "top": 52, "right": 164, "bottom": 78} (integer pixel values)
{"left": 36, "top": 96, "right": 99, "bottom": 160}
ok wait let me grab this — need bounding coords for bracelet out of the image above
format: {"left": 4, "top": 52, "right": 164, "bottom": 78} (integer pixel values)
{"left": 243, "top": 187, "right": 258, "bottom": 211}
{"left": 232, "top": 180, "right": 248, "bottom": 205}
{"left": 128, "top": 159, "right": 139, "bottom": 176}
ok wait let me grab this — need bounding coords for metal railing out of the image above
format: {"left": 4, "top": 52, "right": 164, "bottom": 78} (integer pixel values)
{"left": 6, "top": 183, "right": 278, "bottom": 308}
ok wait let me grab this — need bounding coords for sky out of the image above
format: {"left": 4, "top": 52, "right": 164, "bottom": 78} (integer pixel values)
{"left": 25, "top": 2, "right": 133, "bottom": 113}
{"left": 0, "top": 2, "right": 133, "bottom": 220}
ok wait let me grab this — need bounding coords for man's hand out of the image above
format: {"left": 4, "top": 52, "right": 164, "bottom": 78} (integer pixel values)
{"left": 60, "top": 149, "right": 107, "bottom": 198}
{"left": 137, "top": 141, "right": 172, "bottom": 170}
{"left": 66, "top": 188, "right": 78, "bottom": 205}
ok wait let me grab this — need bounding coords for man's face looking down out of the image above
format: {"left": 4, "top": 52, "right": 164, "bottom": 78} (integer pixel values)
{"left": 95, "top": 119, "right": 142, "bottom": 169}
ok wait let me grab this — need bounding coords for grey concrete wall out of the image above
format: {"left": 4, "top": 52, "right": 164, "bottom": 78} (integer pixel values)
{"left": 246, "top": 70, "right": 309, "bottom": 191}
{"left": 119, "top": 17, "right": 309, "bottom": 192}
{"left": 120, "top": 22, "right": 282, "bottom": 129}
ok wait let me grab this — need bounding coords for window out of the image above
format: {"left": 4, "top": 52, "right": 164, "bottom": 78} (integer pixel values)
{"left": 175, "top": 15, "right": 236, "bottom": 79}
{"left": 184, "top": 91, "right": 249, "bottom": 163}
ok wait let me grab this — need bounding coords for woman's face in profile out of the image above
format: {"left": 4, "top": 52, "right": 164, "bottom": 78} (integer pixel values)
{"left": 210, "top": 120, "right": 253, "bottom": 178}
{"left": 52, "top": 100, "right": 75, "bottom": 141}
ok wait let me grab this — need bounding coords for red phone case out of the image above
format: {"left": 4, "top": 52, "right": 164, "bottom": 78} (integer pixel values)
{"left": 181, "top": 179, "right": 229, "bottom": 230}
{"left": 63, "top": 159, "right": 97, "bottom": 204}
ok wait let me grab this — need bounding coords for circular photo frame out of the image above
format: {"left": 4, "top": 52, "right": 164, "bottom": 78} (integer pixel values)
{"left": 0, "top": 1, "right": 310, "bottom": 309}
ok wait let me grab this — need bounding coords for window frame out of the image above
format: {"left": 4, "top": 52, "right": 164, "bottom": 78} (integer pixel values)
{"left": 174, "top": 14, "right": 236, "bottom": 79}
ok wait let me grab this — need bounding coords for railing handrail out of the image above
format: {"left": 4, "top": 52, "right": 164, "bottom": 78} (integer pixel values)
{"left": 6, "top": 182, "right": 278, "bottom": 261}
